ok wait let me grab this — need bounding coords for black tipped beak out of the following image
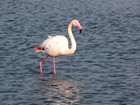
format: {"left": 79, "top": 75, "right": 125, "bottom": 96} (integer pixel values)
{"left": 79, "top": 29, "right": 82, "bottom": 34}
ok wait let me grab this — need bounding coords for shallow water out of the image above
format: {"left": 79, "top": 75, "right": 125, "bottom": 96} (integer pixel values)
{"left": 0, "top": 0, "right": 140, "bottom": 105}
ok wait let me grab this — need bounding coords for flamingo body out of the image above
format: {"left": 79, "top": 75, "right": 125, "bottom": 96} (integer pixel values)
{"left": 36, "top": 35, "right": 69, "bottom": 56}
{"left": 35, "top": 19, "right": 83, "bottom": 76}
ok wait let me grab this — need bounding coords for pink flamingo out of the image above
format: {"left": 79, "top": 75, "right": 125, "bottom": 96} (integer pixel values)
{"left": 34, "top": 19, "right": 83, "bottom": 76}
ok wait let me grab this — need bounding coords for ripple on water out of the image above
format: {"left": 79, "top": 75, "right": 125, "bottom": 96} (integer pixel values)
{"left": 0, "top": 0, "right": 140, "bottom": 105}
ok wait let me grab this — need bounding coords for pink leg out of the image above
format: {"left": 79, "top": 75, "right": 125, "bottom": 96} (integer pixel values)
{"left": 39, "top": 55, "right": 49, "bottom": 75}
{"left": 52, "top": 56, "right": 56, "bottom": 76}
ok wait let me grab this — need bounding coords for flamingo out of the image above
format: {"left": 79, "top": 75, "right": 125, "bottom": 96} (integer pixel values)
{"left": 34, "top": 19, "right": 83, "bottom": 76}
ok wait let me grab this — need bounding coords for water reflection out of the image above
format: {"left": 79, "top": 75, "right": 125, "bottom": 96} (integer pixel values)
{"left": 38, "top": 76, "right": 81, "bottom": 105}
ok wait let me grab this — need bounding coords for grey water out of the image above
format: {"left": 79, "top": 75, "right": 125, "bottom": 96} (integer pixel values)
{"left": 0, "top": 0, "right": 140, "bottom": 105}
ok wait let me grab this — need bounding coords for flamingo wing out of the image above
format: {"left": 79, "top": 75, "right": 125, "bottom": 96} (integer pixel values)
{"left": 40, "top": 35, "right": 69, "bottom": 56}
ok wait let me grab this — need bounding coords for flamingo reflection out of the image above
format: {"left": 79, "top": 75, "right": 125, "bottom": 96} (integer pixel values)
{"left": 38, "top": 77, "right": 81, "bottom": 105}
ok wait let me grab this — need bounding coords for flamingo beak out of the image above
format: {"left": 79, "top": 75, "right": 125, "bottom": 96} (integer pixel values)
{"left": 76, "top": 21, "right": 83, "bottom": 34}
{"left": 79, "top": 29, "right": 82, "bottom": 34}
{"left": 77, "top": 24, "right": 83, "bottom": 34}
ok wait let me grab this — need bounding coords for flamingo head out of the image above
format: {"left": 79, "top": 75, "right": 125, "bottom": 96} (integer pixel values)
{"left": 72, "top": 20, "right": 83, "bottom": 33}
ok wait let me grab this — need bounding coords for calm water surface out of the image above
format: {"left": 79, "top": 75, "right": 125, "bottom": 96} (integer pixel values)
{"left": 0, "top": 0, "right": 140, "bottom": 105}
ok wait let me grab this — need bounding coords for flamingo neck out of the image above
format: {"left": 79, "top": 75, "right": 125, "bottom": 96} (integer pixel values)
{"left": 67, "top": 22, "right": 76, "bottom": 54}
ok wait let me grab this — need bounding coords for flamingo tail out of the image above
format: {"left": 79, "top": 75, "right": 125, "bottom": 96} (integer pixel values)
{"left": 34, "top": 46, "right": 45, "bottom": 53}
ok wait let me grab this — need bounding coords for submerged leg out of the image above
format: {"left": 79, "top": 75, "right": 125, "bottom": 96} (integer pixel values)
{"left": 52, "top": 56, "right": 56, "bottom": 77}
{"left": 39, "top": 55, "right": 49, "bottom": 75}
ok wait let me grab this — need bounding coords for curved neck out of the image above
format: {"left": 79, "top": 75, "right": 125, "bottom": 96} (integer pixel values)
{"left": 67, "top": 22, "right": 76, "bottom": 54}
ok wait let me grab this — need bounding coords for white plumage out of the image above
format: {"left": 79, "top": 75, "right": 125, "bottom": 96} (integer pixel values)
{"left": 40, "top": 35, "right": 69, "bottom": 56}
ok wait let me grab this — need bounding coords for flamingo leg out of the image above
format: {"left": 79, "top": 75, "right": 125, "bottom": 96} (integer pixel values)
{"left": 39, "top": 55, "right": 49, "bottom": 75}
{"left": 52, "top": 56, "right": 56, "bottom": 76}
